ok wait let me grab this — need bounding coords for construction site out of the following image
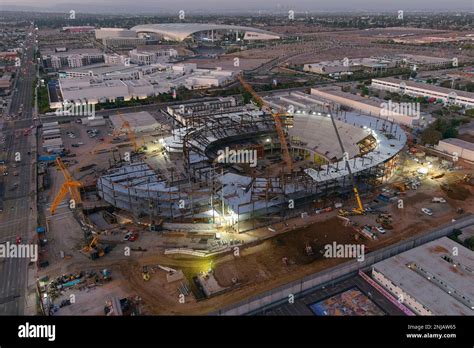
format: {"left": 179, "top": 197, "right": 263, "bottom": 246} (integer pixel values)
{"left": 32, "top": 69, "right": 474, "bottom": 316}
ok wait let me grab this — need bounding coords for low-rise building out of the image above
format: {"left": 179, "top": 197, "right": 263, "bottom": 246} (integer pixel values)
{"left": 310, "top": 87, "right": 431, "bottom": 127}
{"left": 371, "top": 77, "right": 474, "bottom": 109}
{"left": 436, "top": 138, "right": 474, "bottom": 162}
{"left": 371, "top": 237, "right": 474, "bottom": 315}
{"left": 95, "top": 28, "right": 137, "bottom": 40}
{"left": 41, "top": 48, "right": 105, "bottom": 71}
{"left": 59, "top": 78, "right": 131, "bottom": 105}
{"left": 109, "top": 111, "right": 160, "bottom": 133}
{"left": 129, "top": 48, "right": 177, "bottom": 65}
{"left": 62, "top": 26, "right": 95, "bottom": 33}
{"left": 303, "top": 57, "right": 394, "bottom": 75}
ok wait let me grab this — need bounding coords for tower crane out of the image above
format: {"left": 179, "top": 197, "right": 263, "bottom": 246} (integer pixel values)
{"left": 237, "top": 75, "right": 293, "bottom": 173}
{"left": 50, "top": 157, "right": 82, "bottom": 215}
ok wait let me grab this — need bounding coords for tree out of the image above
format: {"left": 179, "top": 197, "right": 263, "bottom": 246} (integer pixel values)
{"left": 443, "top": 127, "right": 458, "bottom": 139}
{"left": 420, "top": 127, "right": 442, "bottom": 145}
{"left": 242, "top": 90, "right": 252, "bottom": 104}
{"left": 465, "top": 236, "right": 474, "bottom": 251}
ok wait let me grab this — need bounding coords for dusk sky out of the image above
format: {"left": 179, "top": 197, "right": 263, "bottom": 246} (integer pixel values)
{"left": 1, "top": 0, "right": 473, "bottom": 13}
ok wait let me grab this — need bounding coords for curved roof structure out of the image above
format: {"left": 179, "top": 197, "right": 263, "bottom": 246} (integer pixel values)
{"left": 131, "top": 23, "right": 280, "bottom": 42}
{"left": 289, "top": 114, "right": 372, "bottom": 160}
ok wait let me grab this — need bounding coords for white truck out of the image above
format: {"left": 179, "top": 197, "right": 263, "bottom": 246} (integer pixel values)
{"left": 432, "top": 197, "right": 447, "bottom": 203}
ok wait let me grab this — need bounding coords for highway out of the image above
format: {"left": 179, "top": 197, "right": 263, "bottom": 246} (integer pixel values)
{"left": 0, "top": 24, "right": 37, "bottom": 315}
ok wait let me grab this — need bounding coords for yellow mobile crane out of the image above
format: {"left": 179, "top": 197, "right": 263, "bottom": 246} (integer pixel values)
{"left": 237, "top": 75, "right": 293, "bottom": 173}
{"left": 50, "top": 158, "right": 82, "bottom": 215}
{"left": 325, "top": 107, "right": 365, "bottom": 216}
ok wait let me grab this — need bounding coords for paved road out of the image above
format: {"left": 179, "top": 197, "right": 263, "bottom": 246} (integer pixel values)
{"left": 0, "top": 24, "right": 37, "bottom": 315}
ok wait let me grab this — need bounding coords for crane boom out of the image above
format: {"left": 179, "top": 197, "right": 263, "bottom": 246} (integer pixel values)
{"left": 50, "top": 158, "right": 82, "bottom": 215}
{"left": 119, "top": 117, "right": 138, "bottom": 151}
{"left": 237, "top": 75, "right": 292, "bottom": 173}
{"left": 327, "top": 107, "right": 364, "bottom": 213}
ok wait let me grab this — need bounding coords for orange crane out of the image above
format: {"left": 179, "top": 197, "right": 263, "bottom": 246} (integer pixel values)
{"left": 50, "top": 157, "right": 82, "bottom": 215}
{"left": 237, "top": 75, "right": 293, "bottom": 173}
{"left": 115, "top": 113, "right": 139, "bottom": 152}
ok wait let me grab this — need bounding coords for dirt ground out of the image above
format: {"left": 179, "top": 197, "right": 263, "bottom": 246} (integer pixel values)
{"left": 38, "top": 160, "right": 474, "bottom": 315}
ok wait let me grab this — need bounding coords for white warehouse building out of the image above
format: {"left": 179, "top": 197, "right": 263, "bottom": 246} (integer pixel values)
{"left": 436, "top": 138, "right": 474, "bottom": 162}
{"left": 371, "top": 77, "right": 474, "bottom": 109}
{"left": 371, "top": 237, "right": 474, "bottom": 316}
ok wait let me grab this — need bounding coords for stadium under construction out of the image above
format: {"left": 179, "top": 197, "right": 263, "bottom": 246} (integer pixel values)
{"left": 97, "top": 91, "right": 407, "bottom": 232}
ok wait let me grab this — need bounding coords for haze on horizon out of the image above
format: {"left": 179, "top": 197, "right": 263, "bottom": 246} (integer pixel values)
{"left": 1, "top": 0, "right": 473, "bottom": 13}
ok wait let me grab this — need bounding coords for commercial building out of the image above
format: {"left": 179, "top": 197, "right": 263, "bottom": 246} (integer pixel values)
{"left": 59, "top": 78, "right": 131, "bottom": 105}
{"left": 95, "top": 28, "right": 146, "bottom": 49}
{"left": 52, "top": 62, "right": 236, "bottom": 108}
{"left": 122, "top": 79, "right": 154, "bottom": 99}
{"left": 310, "top": 87, "right": 431, "bottom": 127}
{"left": 41, "top": 122, "right": 64, "bottom": 153}
{"left": 0, "top": 73, "right": 12, "bottom": 94}
{"left": 102, "top": 37, "right": 146, "bottom": 49}
{"left": 41, "top": 48, "right": 105, "bottom": 71}
{"left": 95, "top": 28, "right": 137, "bottom": 40}
{"left": 129, "top": 48, "right": 177, "bottom": 65}
{"left": 435, "top": 138, "right": 474, "bottom": 162}
{"left": 184, "top": 68, "right": 235, "bottom": 89}
{"left": 303, "top": 57, "right": 394, "bottom": 76}
{"left": 104, "top": 54, "right": 127, "bottom": 65}
{"left": 371, "top": 237, "right": 474, "bottom": 315}
{"left": 109, "top": 111, "right": 160, "bottom": 133}
{"left": 371, "top": 77, "right": 474, "bottom": 109}
{"left": 391, "top": 54, "right": 454, "bottom": 70}
{"left": 62, "top": 26, "right": 95, "bottom": 33}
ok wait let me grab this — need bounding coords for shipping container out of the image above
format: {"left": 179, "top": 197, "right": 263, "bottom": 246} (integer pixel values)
{"left": 38, "top": 155, "right": 57, "bottom": 162}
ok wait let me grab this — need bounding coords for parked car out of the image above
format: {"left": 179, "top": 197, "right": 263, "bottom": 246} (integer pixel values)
{"left": 421, "top": 208, "right": 433, "bottom": 216}
{"left": 432, "top": 197, "right": 447, "bottom": 203}
{"left": 375, "top": 226, "right": 386, "bottom": 234}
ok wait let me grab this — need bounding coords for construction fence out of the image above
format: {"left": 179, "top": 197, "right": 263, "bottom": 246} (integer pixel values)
{"left": 213, "top": 214, "right": 474, "bottom": 315}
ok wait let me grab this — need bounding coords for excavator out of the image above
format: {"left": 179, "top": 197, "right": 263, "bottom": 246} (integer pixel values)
{"left": 82, "top": 235, "right": 103, "bottom": 255}
{"left": 81, "top": 235, "right": 109, "bottom": 259}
